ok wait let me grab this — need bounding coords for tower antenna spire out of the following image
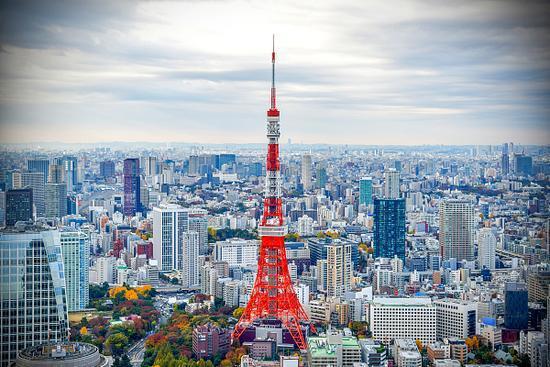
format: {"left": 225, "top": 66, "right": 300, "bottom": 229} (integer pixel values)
{"left": 271, "top": 34, "right": 276, "bottom": 109}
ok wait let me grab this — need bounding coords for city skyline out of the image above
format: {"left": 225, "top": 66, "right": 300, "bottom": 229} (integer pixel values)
{"left": 1, "top": 0, "right": 549, "bottom": 146}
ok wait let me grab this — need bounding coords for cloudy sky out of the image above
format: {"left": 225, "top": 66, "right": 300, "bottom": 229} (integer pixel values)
{"left": 1, "top": 0, "right": 549, "bottom": 145}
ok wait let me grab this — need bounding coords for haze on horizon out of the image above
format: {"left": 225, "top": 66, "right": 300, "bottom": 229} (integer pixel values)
{"left": 0, "top": 0, "right": 549, "bottom": 146}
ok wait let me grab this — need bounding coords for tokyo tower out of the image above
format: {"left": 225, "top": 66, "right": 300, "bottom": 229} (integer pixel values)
{"left": 232, "top": 37, "right": 312, "bottom": 351}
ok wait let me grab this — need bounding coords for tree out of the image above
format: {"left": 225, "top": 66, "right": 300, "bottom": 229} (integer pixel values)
{"left": 415, "top": 339, "right": 423, "bottom": 352}
{"left": 80, "top": 326, "right": 88, "bottom": 335}
{"left": 232, "top": 307, "right": 244, "bottom": 319}
{"left": 106, "top": 333, "right": 129, "bottom": 356}
{"left": 120, "top": 354, "right": 132, "bottom": 367}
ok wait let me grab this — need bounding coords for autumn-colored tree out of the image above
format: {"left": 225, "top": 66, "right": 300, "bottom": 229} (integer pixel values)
{"left": 232, "top": 307, "right": 244, "bottom": 319}
{"left": 108, "top": 286, "right": 127, "bottom": 298}
{"left": 415, "top": 339, "right": 423, "bottom": 352}
{"left": 80, "top": 326, "right": 88, "bottom": 335}
{"left": 124, "top": 289, "right": 138, "bottom": 300}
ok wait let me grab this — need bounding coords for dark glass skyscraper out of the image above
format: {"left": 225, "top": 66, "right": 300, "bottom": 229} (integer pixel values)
{"left": 504, "top": 282, "right": 529, "bottom": 330}
{"left": 99, "top": 160, "right": 115, "bottom": 178}
{"left": 123, "top": 158, "right": 140, "bottom": 217}
{"left": 374, "top": 198, "right": 406, "bottom": 262}
{"left": 27, "top": 159, "right": 49, "bottom": 183}
{"left": 6, "top": 188, "right": 33, "bottom": 226}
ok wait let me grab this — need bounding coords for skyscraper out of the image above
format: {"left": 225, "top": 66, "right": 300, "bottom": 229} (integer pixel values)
{"left": 21, "top": 172, "right": 45, "bottom": 217}
{"left": 0, "top": 225, "right": 69, "bottom": 366}
{"left": 189, "top": 208, "right": 208, "bottom": 255}
{"left": 60, "top": 229, "right": 90, "bottom": 311}
{"left": 501, "top": 143, "right": 510, "bottom": 175}
{"left": 374, "top": 198, "right": 406, "bottom": 262}
{"left": 99, "top": 160, "right": 115, "bottom": 178}
{"left": 47, "top": 163, "right": 65, "bottom": 184}
{"left": 123, "top": 158, "right": 140, "bottom": 217}
{"left": 439, "top": 199, "right": 475, "bottom": 261}
{"left": 477, "top": 228, "right": 496, "bottom": 270}
{"left": 144, "top": 156, "right": 158, "bottom": 177}
{"left": 384, "top": 168, "right": 400, "bottom": 199}
{"left": 55, "top": 156, "right": 78, "bottom": 192}
{"left": 316, "top": 165, "right": 327, "bottom": 189}
{"left": 326, "top": 240, "right": 352, "bottom": 297}
{"left": 504, "top": 282, "right": 529, "bottom": 330}
{"left": 514, "top": 154, "right": 533, "bottom": 176}
{"left": 359, "top": 177, "right": 373, "bottom": 206}
{"left": 27, "top": 159, "right": 49, "bottom": 183}
{"left": 45, "top": 183, "right": 67, "bottom": 219}
{"left": 5, "top": 188, "right": 33, "bottom": 226}
{"left": 181, "top": 231, "right": 200, "bottom": 288}
{"left": 301, "top": 154, "right": 312, "bottom": 191}
{"left": 152, "top": 204, "right": 189, "bottom": 272}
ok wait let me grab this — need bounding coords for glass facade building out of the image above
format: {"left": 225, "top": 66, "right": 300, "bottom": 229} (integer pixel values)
{"left": 60, "top": 229, "right": 89, "bottom": 311}
{"left": 359, "top": 177, "right": 373, "bottom": 206}
{"left": 123, "top": 158, "right": 140, "bottom": 217}
{"left": 373, "top": 198, "right": 406, "bottom": 262}
{"left": 0, "top": 227, "right": 68, "bottom": 367}
{"left": 504, "top": 282, "right": 529, "bottom": 330}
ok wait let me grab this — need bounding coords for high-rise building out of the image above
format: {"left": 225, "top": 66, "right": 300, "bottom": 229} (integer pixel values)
{"left": 514, "top": 154, "right": 533, "bottom": 176}
{"left": 0, "top": 226, "right": 69, "bottom": 366}
{"left": 359, "top": 177, "right": 373, "bottom": 207}
{"left": 45, "top": 183, "right": 67, "bottom": 219}
{"left": 214, "top": 239, "right": 258, "bottom": 267}
{"left": 60, "top": 229, "right": 90, "bottom": 311}
{"left": 47, "top": 164, "right": 65, "bottom": 184}
{"left": 55, "top": 156, "right": 78, "bottom": 192}
{"left": 144, "top": 156, "right": 158, "bottom": 177}
{"left": 301, "top": 154, "right": 312, "bottom": 191}
{"left": 501, "top": 143, "right": 510, "bottom": 175}
{"left": 326, "top": 240, "right": 352, "bottom": 297}
{"left": 21, "top": 172, "right": 45, "bottom": 217}
{"left": 5, "top": 189, "right": 33, "bottom": 226}
{"left": 477, "top": 228, "right": 496, "bottom": 270}
{"left": 504, "top": 282, "right": 529, "bottom": 330}
{"left": 317, "top": 165, "right": 327, "bottom": 189}
{"left": 181, "top": 231, "right": 200, "bottom": 288}
{"left": 374, "top": 198, "right": 406, "bottom": 262}
{"left": 152, "top": 204, "right": 189, "bottom": 272}
{"left": 27, "top": 159, "right": 49, "bottom": 183}
{"left": 370, "top": 297, "right": 436, "bottom": 345}
{"left": 189, "top": 209, "right": 208, "bottom": 255}
{"left": 99, "top": 160, "right": 115, "bottom": 178}
{"left": 384, "top": 168, "right": 400, "bottom": 199}
{"left": 0, "top": 191, "right": 5, "bottom": 227}
{"left": 219, "top": 154, "right": 236, "bottom": 170}
{"left": 439, "top": 199, "right": 475, "bottom": 261}
{"left": 123, "top": 158, "right": 140, "bottom": 217}
{"left": 434, "top": 299, "right": 477, "bottom": 340}
{"left": 527, "top": 271, "right": 550, "bottom": 303}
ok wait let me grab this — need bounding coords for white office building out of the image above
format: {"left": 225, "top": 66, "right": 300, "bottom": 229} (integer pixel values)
{"left": 214, "top": 238, "right": 258, "bottom": 267}
{"left": 369, "top": 297, "right": 436, "bottom": 344}
{"left": 477, "top": 228, "right": 496, "bottom": 270}
{"left": 152, "top": 204, "right": 189, "bottom": 272}
{"left": 434, "top": 299, "right": 477, "bottom": 340}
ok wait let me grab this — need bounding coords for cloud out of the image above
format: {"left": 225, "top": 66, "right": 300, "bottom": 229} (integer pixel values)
{"left": 0, "top": 0, "right": 549, "bottom": 145}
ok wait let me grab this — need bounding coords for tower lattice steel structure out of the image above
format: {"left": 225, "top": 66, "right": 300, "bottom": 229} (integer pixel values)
{"left": 232, "top": 37, "right": 311, "bottom": 351}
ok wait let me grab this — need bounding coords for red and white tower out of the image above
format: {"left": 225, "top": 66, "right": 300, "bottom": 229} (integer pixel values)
{"left": 232, "top": 37, "right": 311, "bottom": 351}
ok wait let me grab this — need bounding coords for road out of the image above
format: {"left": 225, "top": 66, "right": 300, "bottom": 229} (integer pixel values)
{"left": 127, "top": 297, "right": 173, "bottom": 367}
